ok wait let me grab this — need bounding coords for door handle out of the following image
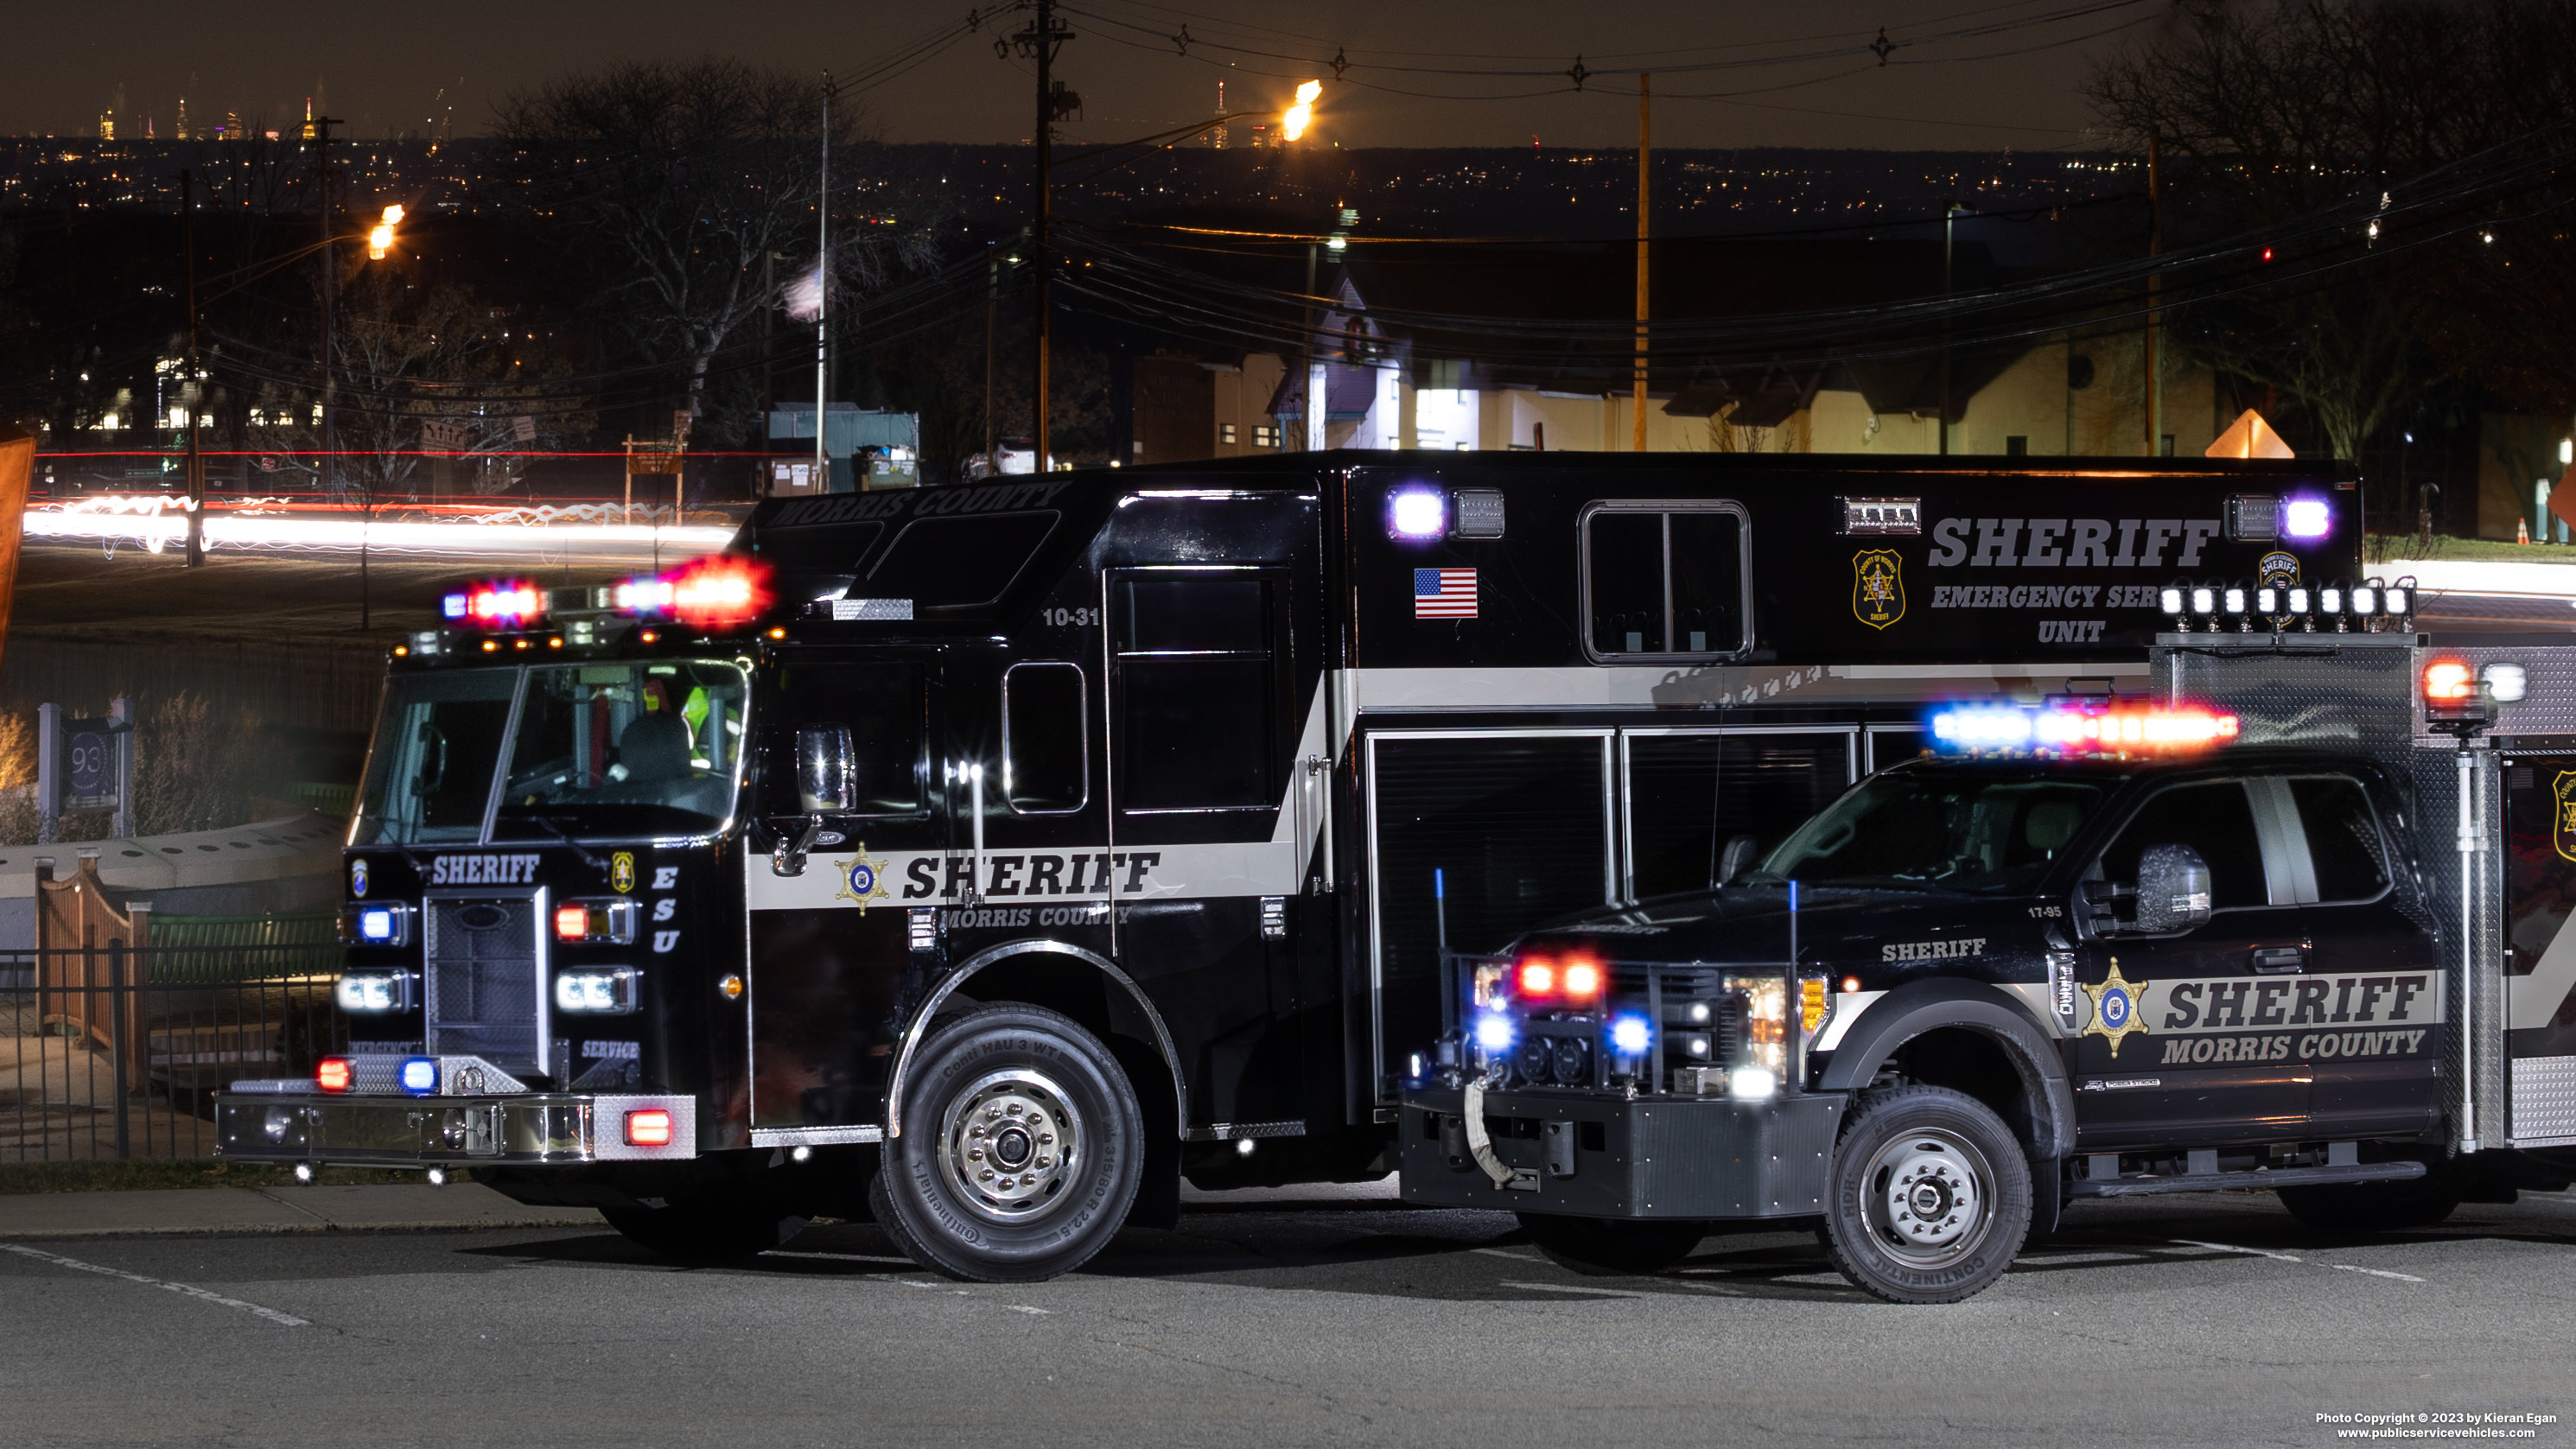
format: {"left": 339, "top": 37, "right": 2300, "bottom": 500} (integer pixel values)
{"left": 2249, "top": 945, "right": 2306, "bottom": 974}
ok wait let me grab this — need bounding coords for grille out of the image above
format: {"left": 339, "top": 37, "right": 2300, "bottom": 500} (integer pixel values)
{"left": 425, "top": 897, "right": 544, "bottom": 1077}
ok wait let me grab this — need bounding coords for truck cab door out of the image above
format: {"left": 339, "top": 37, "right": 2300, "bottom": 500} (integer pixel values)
{"left": 2073, "top": 777, "right": 2314, "bottom": 1148}
{"left": 2501, "top": 758, "right": 2576, "bottom": 1144}
{"left": 2283, "top": 772, "right": 2444, "bottom": 1137}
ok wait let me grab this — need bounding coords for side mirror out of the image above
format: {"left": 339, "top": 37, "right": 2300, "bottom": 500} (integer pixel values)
{"left": 2132, "top": 843, "right": 2213, "bottom": 932}
{"left": 796, "top": 726, "right": 855, "bottom": 813}
{"left": 1716, "top": 834, "right": 1759, "bottom": 887}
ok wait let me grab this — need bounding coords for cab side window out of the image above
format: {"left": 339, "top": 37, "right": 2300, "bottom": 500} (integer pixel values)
{"left": 2095, "top": 781, "right": 2269, "bottom": 911}
{"left": 2290, "top": 775, "right": 2391, "bottom": 902}
{"left": 766, "top": 662, "right": 925, "bottom": 816}
{"left": 1581, "top": 503, "right": 1748, "bottom": 660}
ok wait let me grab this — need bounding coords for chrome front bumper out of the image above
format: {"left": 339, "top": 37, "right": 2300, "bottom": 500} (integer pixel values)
{"left": 211, "top": 1092, "right": 699, "bottom": 1167}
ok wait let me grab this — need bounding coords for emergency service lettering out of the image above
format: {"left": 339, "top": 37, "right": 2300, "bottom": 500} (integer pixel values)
{"left": 428, "top": 855, "right": 543, "bottom": 886}
{"left": 1883, "top": 937, "right": 1988, "bottom": 962}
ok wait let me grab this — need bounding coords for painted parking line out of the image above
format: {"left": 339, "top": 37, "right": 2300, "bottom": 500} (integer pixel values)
{"left": 2, "top": 1242, "right": 308, "bottom": 1327}
{"left": 2169, "top": 1239, "right": 2426, "bottom": 1283}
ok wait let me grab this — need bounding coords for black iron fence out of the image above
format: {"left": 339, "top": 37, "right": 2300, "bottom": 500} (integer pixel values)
{"left": 0, "top": 941, "right": 347, "bottom": 1161}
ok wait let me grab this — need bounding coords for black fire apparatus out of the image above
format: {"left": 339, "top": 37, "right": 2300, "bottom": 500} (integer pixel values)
{"left": 1400, "top": 631, "right": 2576, "bottom": 1302}
{"left": 211, "top": 450, "right": 2371, "bottom": 1283}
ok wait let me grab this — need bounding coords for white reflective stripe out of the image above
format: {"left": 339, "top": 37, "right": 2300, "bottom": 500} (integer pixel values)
{"left": 747, "top": 841, "right": 1302, "bottom": 912}
{"left": 1812, "top": 990, "right": 1887, "bottom": 1052}
{"left": 2512, "top": 918, "right": 2576, "bottom": 1029}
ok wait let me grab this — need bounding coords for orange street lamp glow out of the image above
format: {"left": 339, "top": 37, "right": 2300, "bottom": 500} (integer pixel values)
{"left": 368, "top": 204, "right": 404, "bottom": 259}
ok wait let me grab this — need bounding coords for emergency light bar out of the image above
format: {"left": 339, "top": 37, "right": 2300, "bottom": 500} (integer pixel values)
{"left": 442, "top": 582, "right": 544, "bottom": 627}
{"left": 1930, "top": 702, "right": 2240, "bottom": 755}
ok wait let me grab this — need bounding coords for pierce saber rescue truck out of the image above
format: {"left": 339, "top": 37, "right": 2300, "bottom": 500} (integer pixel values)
{"left": 1401, "top": 628, "right": 2576, "bottom": 1303}
{"left": 212, "top": 451, "right": 2369, "bottom": 1283}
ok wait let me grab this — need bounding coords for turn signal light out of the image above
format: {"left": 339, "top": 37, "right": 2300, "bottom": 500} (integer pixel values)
{"left": 2423, "top": 659, "right": 2475, "bottom": 702}
{"left": 315, "top": 1057, "right": 354, "bottom": 1094}
{"left": 625, "top": 1109, "right": 674, "bottom": 1147}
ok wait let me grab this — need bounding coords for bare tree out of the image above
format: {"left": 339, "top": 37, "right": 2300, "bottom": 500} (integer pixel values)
{"left": 2085, "top": 0, "right": 2576, "bottom": 458}
{"left": 497, "top": 58, "right": 928, "bottom": 445}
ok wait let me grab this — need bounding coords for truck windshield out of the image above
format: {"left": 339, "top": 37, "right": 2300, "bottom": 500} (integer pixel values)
{"left": 1755, "top": 768, "right": 2111, "bottom": 896}
{"left": 354, "top": 661, "right": 749, "bottom": 845}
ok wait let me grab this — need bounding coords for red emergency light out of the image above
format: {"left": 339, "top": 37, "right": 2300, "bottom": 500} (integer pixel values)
{"left": 315, "top": 1056, "right": 354, "bottom": 1094}
{"left": 614, "top": 556, "right": 772, "bottom": 632}
{"left": 625, "top": 1109, "right": 674, "bottom": 1147}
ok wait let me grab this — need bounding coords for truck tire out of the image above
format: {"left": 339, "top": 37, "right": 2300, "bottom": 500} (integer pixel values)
{"left": 870, "top": 1004, "right": 1144, "bottom": 1283}
{"left": 2277, "top": 1174, "right": 2460, "bottom": 1232}
{"left": 601, "top": 1198, "right": 805, "bottom": 1262}
{"left": 1821, "top": 1085, "right": 2031, "bottom": 1305}
{"left": 1517, "top": 1213, "right": 1708, "bottom": 1276}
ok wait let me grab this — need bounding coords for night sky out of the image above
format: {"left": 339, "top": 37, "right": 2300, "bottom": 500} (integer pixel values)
{"left": 10, "top": 0, "right": 2142, "bottom": 151}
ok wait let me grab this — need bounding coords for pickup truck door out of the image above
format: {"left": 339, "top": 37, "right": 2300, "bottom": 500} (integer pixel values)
{"left": 2073, "top": 777, "right": 2314, "bottom": 1149}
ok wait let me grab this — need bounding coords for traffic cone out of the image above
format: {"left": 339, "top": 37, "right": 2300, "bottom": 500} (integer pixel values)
{"left": 2520, "top": 518, "right": 2531, "bottom": 545}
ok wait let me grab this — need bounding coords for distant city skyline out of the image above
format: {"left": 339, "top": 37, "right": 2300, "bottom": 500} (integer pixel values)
{"left": 8, "top": 1, "right": 2137, "bottom": 152}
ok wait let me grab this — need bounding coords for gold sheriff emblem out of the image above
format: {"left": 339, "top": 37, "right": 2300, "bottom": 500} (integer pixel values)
{"left": 836, "top": 846, "right": 893, "bottom": 913}
{"left": 2081, "top": 958, "right": 2153, "bottom": 1058}
{"left": 1853, "top": 550, "right": 1905, "bottom": 630}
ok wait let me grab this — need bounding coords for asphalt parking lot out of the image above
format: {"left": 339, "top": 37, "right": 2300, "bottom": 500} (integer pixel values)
{"left": 3, "top": 1186, "right": 2571, "bottom": 1449}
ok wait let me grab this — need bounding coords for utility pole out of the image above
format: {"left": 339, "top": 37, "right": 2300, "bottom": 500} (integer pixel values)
{"left": 312, "top": 115, "right": 340, "bottom": 499}
{"left": 2145, "top": 129, "right": 2163, "bottom": 457}
{"left": 817, "top": 73, "right": 833, "bottom": 492}
{"left": 1009, "top": 2, "right": 1073, "bottom": 471}
{"left": 1632, "top": 73, "right": 1651, "bottom": 453}
{"left": 1940, "top": 200, "right": 1965, "bottom": 456}
{"left": 181, "top": 168, "right": 204, "bottom": 567}
{"left": 984, "top": 249, "right": 1001, "bottom": 470}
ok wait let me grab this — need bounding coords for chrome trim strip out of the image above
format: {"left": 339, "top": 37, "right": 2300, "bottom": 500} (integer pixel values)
{"left": 751, "top": 1124, "right": 884, "bottom": 1147}
{"left": 881, "top": 938, "right": 1188, "bottom": 1141}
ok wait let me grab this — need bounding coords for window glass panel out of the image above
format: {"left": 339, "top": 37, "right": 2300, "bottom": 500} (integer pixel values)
{"left": 2096, "top": 781, "right": 2268, "bottom": 910}
{"left": 1119, "top": 659, "right": 1269, "bottom": 810}
{"left": 493, "top": 662, "right": 750, "bottom": 837}
{"left": 1769, "top": 771, "right": 2109, "bottom": 895}
{"left": 1117, "top": 576, "right": 1264, "bottom": 652}
{"left": 354, "top": 669, "right": 518, "bottom": 845}
{"left": 751, "top": 520, "right": 884, "bottom": 575}
{"left": 1666, "top": 512, "right": 1745, "bottom": 655}
{"left": 1005, "top": 663, "right": 1089, "bottom": 813}
{"left": 1627, "top": 734, "right": 1852, "bottom": 899}
{"left": 762, "top": 663, "right": 924, "bottom": 815}
{"left": 1587, "top": 512, "right": 1666, "bottom": 654}
{"left": 2292, "top": 776, "right": 2390, "bottom": 902}
{"left": 867, "top": 512, "right": 1058, "bottom": 610}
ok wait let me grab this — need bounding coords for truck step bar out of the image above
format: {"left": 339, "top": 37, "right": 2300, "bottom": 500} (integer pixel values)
{"left": 2068, "top": 1160, "right": 2428, "bottom": 1199}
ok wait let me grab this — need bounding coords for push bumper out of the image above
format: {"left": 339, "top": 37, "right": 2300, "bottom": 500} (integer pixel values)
{"left": 1398, "top": 1084, "right": 1845, "bottom": 1220}
{"left": 211, "top": 1091, "right": 699, "bottom": 1168}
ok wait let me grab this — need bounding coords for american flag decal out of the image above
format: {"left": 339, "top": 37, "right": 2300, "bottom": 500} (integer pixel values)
{"left": 1414, "top": 568, "right": 1477, "bottom": 619}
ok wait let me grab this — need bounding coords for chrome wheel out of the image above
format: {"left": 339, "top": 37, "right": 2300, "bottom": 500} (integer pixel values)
{"left": 1863, "top": 1131, "right": 1994, "bottom": 1269}
{"left": 938, "top": 1069, "right": 1083, "bottom": 1225}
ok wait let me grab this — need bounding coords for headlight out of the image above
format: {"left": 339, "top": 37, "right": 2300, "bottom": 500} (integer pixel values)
{"left": 334, "top": 970, "right": 413, "bottom": 1014}
{"left": 555, "top": 967, "right": 641, "bottom": 1014}
{"left": 1729, "top": 1065, "right": 1779, "bottom": 1100}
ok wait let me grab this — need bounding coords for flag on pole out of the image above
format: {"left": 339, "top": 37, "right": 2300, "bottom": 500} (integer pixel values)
{"left": 783, "top": 258, "right": 826, "bottom": 322}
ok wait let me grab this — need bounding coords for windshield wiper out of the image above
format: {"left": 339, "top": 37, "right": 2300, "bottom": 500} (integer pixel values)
{"left": 506, "top": 812, "right": 608, "bottom": 870}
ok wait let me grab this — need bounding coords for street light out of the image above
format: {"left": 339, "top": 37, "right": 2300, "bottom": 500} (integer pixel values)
{"left": 367, "top": 205, "right": 403, "bottom": 260}
{"left": 1282, "top": 81, "right": 1321, "bottom": 143}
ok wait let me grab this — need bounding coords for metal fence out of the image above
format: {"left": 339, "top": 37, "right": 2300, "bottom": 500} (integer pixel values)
{"left": 0, "top": 941, "right": 347, "bottom": 1161}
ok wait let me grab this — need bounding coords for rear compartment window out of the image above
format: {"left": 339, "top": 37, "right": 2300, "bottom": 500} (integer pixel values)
{"left": 866, "top": 512, "right": 1059, "bottom": 611}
